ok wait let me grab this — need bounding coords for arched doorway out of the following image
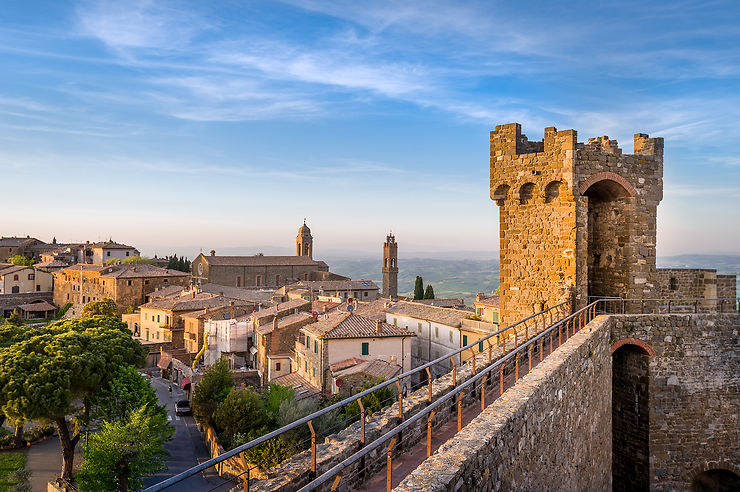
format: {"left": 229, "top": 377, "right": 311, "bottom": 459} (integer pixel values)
{"left": 581, "top": 173, "right": 636, "bottom": 300}
{"left": 691, "top": 469, "right": 740, "bottom": 492}
{"left": 612, "top": 342, "right": 651, "bottom": 492}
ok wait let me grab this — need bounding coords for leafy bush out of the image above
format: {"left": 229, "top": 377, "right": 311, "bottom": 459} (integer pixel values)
{"left": 213, "top": 388, "right": 267, "bottom": 449}
{"left": 81, "top": 299, "right": 118, "bottom": 318}
{"left": 55, "top": 302, "right": 72, "bottom": 319}
{"left": 343, "top": 377, "right": 394, "bottom": 422}
{"left": 23, "top": 424, "right": 55, "bottom": 442}
{"left": 192, "top": 358, "right": 233, "bottom": 424}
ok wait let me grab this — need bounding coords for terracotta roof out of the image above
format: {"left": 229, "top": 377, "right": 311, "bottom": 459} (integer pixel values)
{"left": 307, "top": 312, "right": 414, "bottom": 340}
{"left": 199, "top": 283, "right": 276, "bottom": 304}
{"left": 475, "top": 295, "right": 500, "bottom": 307}
{"left": 329, "top": 358, "right": 366, "bottom": 372}
{"left": 90, "top": 240, "right": 137, "bottom": 250}
{"left": 350, "top": 298, "right": 398, "bottom": 321}
{"left": 34, "top": 260, "right": 68, "bottom": 268}
{"left": 141, "top": 293, "right": 241, "bottom": 312}
{"left": 413, "top": 298, "right": 467, "bottom": 308}
{"left": 253, "top": 298, "right": 311, "bottom": 321}
{"left": 16, "top": 301, "right": 56, "bottom": 312}
{"left": 60, "top": 263, "right": 188, "bottom": 279}
{"left": 273, "top": 373, "right": 321, "bottom": 400}
{"left": 202, "top": 255, "right": 328, "bottom": 268}
{"left": 0, "top": 237, "right": 40, "bottom": 247}
{"left": 148, "top": 285, "right": 188, "bottom": 299}
{"left": 0, "top": 265, "right": 31, "bottom": 276}
{"left": 333, "top": 359, "right": 402, "bottom": 381}
{"left": 385, "top": 301, "right": 470, "bottom": 327}
{"left": 181, "top": 301, "right": 252, "bottom": 320}
{"left": 288, "top": 279, "right": 379, "bottom": 291}
{"left": 256, "top": 311, "right": 314, "bottom": 335}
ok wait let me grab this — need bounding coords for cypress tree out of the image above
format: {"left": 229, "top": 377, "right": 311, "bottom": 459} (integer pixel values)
{"left": 413, "top": 276, "right": 424, "bottom": 300}
{"left": 423, "top": 284, "right": 435, "bottom": 299}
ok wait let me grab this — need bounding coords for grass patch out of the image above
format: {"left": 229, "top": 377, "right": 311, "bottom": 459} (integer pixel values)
{"left": 0, "top": 452, "right": 27, "bottom": 492}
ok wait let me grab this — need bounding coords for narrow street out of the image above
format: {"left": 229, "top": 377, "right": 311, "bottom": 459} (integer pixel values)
{"left": 142, "top": 377, "right": 230, "bottom": 492}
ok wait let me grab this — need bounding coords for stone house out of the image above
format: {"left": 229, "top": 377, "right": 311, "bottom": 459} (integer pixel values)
{"left": 0, "top": 236, "right": 44, "bottom": 261}
{"left": 276, "top": 279, "right": 379, "bottom": 303}
{"left": 255, "top": 311, "right": 315, "bottom": 385}
{"left": 473, "top": 293, "right": 500, "bottom": 324}
{"left": 0, "top": 264, "right": 53, "bottom": 294}
{"left": 294, "top": 312, "right": 414, "bottom": 394}
{"left": 53, "top": 263, "right": 190, "bottom": 316}
{"left": 182, "top": 301, "right": 255, "bottom": 354}
{"left": 90, "top": 240, "right": 140, "bottom": 264}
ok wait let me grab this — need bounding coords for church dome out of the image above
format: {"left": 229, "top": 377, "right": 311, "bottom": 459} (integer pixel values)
{"left": 298, "top": 220, "right": 311, "bottom": 235}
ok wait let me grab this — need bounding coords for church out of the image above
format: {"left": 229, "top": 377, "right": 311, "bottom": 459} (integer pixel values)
{"left": 191, "top": 221, "right": 344, "bottom": 288}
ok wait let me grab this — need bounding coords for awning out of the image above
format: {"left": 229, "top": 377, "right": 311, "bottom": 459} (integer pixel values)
{"left": 157, "top": 352, "right": 173, "bottom": 370}
{"left": 181, "top": 377, "right": 191, "bottom": 390}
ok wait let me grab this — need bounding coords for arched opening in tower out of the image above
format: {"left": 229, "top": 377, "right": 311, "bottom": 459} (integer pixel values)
{"left": 583, "top": 178, "right": 635, "bottom": 300}
{"left": 612, "top": 343, "right": 650, "bottom": 492}
{"left": 691, "top": 469, "right": 740, "bottom": 492}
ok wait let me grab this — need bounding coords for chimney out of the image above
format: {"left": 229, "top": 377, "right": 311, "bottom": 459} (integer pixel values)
{"left": 229, "top": 301, "right": 235, "bottom": 318}
{"left": 204, "top": 307, "right": 210, "bottom": 317}
{"left": 210, "top": 250, "right": 216, "bottom": 256}
{"left": 375, "top": 320, "right": 382, "bottom": 334}
{"left": 273, "top": 316, "right": 278, "bottom": 331}
{"left": 219, "top": 291, "right": 224, "bottom": 296}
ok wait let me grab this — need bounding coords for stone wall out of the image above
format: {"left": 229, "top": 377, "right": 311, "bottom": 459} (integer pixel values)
{"left": 490, "top": 124, "right": 664, "bottom": 326}
{"left": 655, "top": 268, "right": 717, "bottom": 300}
{"left": 394, "top": 315, "right": 612, "bottom": 491}
{"left": 717, "top": 275, "right": 738, "bottom": 309}
{"left": 610, "top": 313, "right": 740, "bottom": 490}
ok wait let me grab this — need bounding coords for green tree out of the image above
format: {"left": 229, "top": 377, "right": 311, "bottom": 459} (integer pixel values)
{"left": 263, "top": 384, "right": 295, "bottom": 420}
{"left": 0, "top": 316, "right": 146, "bottom": 480}
{"left": 213, "top": 388, "right": 268, "bottom": 449}
{"left": 343, "top": 377, "right": 394, "bottom": 422}
{"left": 89, "top": 365, "right": 164, "bottom": 423}
{"left": 167, "top": 256, "right": 177, "bottom": 270}
{"left": 81, "top": 298, "right": 118, "bottom": 318}
{"left": 423, "top": 284, "right": 435, "bottom": 299}
{"left": 121, "top": 256, "right": 157, "bottom": 265}
{"left": 7, "top": 255, "right": 33, "bottom": 266}
{"left": 2, "top": 312, "right": 23, "bottom": 328}
{"left": 191, "top": 358, "right": 233, "bottom": 424}
{"left": 76, "top": 405, "right": 174, "bottom": 492}
{"left": 413, "top": 276, "right": 424, "bottom": 300}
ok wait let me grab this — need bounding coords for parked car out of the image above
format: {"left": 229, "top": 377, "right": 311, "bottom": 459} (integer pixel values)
{"left": 174, "top": 399, "right": 191, "bottom": 416}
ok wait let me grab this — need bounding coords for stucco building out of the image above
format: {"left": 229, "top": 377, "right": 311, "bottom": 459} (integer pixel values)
{"left": 0, "top": 264, "right": 53, "bottom": 294}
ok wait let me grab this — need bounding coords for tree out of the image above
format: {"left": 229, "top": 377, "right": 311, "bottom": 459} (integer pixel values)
{"left": 89, "top": 365, "right": 164, "bottom": 423}
{"left": 81, "top": 298, "right": 118, "bottom": 318}
{"left": 76, "top": 405, "right": 174, "bottom": 492}
{"left": 344, "top": 377, "right": 394, "bottom": 422}
{"left": 213, "top": 388, "right": 268, "bottom": 449}
{"left": 191, "top": 358, "right": 233, "bottom": 424}
{"left": 0, "top": 316, "right": 146, "bottom": 480}
{"left": 423, "top": 284, "right": 435, "bottom": 299}
{"left": 7, "top": 255, "right": 33, "bottom": 266}
{"left": 2, "top": 312, "right": 23, "bottom": 328}
{"left": 413, "top": 276, "right": 424, "bottom": 300}
{"left": 52, "top": 237, "right": 57, "bottom": 244}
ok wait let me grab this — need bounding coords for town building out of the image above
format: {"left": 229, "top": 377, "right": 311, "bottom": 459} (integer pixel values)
{"left": 293, "top": 311, "right": 414, "bottom": 394}
{"left": 276, "top": 279, "right": 379, "bottom": 303}
{"left": 90, "top": 240, "right": 140, "bottom": 264}
{"left": 202, "top": 316, "right": 253, "bottom": 369}
{"left": 53, "top": 263, "right": 190, "bottom": 316}
{"left": 255, "top": 311, "right": 315, "bottom": 385}
{"left": 473, "top": 293, "right": 500, "bottom": 324}
{"left": 182, "top": 301, "right": 254, "bottom": 354}
{"left": 0, "top": 264, "right": 53, "bottom": 294}
{"left": 0, "top": 236, "right": 44, "bottom": 260}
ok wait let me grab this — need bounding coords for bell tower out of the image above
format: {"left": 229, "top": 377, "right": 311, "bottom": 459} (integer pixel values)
{"left": 382, "top": 233, "right": 398, "bottom": 298}
{"left": 296, "top": 219, "right": 313, "bottom": 258}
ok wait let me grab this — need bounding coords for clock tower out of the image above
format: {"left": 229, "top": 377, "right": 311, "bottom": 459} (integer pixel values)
{"left": 296, "top": 219, "right": 313, "bottom": 259}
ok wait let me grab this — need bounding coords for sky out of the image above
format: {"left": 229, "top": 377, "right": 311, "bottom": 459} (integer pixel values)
{"left": 1, "top": 0, "right": 739, "bottom": 259}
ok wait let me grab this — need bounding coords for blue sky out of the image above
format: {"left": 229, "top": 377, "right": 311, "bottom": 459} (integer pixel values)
{"left": 1, "top": 0, "right": 739, "bottom": 258}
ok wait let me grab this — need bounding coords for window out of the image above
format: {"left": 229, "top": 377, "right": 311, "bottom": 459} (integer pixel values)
{"left": 11, "top": 286, "right": 19, "bottom": 293}
{"left": 145, "top": 313, "right": 148, "bottom": 321}
{"left": 165, "top": 316, "right": 170, "bottom": 325}
{"left": 305, "top": 336, "right": 310, "bottom": 348}
{"left": 156, "top": 331, "right": 160, "bottom": 339}
{"left": 312, "top": 367, "right": 316, "bottom": 378}
{"left": 418, "top": 322, "right": 422, "bottom": 333}
{"left": 449, "top": 331, "right": 454, "bottom": 343}
{"left": 393, "top": 318, "right": 397, "bottom": 326}
{"left": 275, "top": 275, "right": 280, "bottom": 285}
{"left": 146, "top": 330, "right": 149, "bottom": 341}
{"left": 364, "top": 291, "right": 368, "bottom": 297}
{"left": 462, "top": 335, "right": 468, "bottom": 346}
{"left": 236, "top": 276, "right": 241, "bottom": 287}
{"left": 305, "top": 361, "right": 308, "bottom": 371}
{"left": 670, "top": 277, "right": 678, "bottom": 291}
{"left": 126, "top": 251, "right": 130, "bottom": 256}
{"left": 256, "top": 275, "right": 262, "bottom": 286}
{"left": 127, "top": 280, "right": 132, "bottom": 286}
{"left": 435, "top": 326, "right": 439, "bottom": 338}
{"left": 361, "top": 342, "right": 369, "bottom": 356}
{"left": 28, "top": 273, "right": 34, "bottom": 280}
{"left": 107, "top": 251, "right": 111, "bottom": 256}
{"left": 36, "top": 285, "right": 40, "bottom": 292}
{"left": 67, "top": 293, "right": 69, "bottom": 300}
{"left": 476, "top": 308, "right": 482, "bottom": 316}
{"left": 157, "top": 315, "right": 160, "bottom": 323}
{"left": 493, "top": 312, "right": 499, "bottom": 324}
{"left": 478, "top": 341, "right": 484, "bottom": 352}
{"left": 145, "top": 280, "right": 149, "bottom": 285}
{"left": 13, "top": 274, "right": 18, "bottom": 281}
{"left": 276, "top": 362, "right": 281, "bottom": 371}
{"left": 314, "top": 340, "right": 318, "bottom": 353}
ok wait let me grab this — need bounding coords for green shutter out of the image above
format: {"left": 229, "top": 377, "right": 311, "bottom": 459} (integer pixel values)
{"left": 463, "top": 335, "right": 468, "bottom": 346}
{"left": 361, "top": 342, "right": 369, "bottom": 356}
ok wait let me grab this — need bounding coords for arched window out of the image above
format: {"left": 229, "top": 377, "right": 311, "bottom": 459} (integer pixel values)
{"left": 519, "top": 183, "right": 535, "bottom": 204}
{"left": 492, "top": 184, "right": 510, "bottom": 205}
{"left": 544, "top": 181, "right": 562, "bottom": 203}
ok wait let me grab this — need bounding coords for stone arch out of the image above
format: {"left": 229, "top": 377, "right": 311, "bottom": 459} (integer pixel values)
{"left": 492, "top": 184, "right": 510, "bottom": 205}
{"left": 518, "top": 182, "right": 536, "bottom": 204}
{"left": 691, "top": 467, "right": 740, "bottom": 492}
{"left": 580, "top": 171, "right": 637, "bottom": 200}
{"left": 544, "top": 180, "right": 562, "bottom": 203}
{"left": 610, "top": 338, "right": 656, "bottom": 356}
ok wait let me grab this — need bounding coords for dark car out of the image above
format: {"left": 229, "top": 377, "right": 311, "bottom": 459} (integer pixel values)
{"left": 174, "top": 399, "right": 191, "bottom": 416}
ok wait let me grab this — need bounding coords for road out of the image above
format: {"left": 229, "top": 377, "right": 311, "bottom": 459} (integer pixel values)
{"left": 142, "top": 377, "right": 230, "bottom": 492}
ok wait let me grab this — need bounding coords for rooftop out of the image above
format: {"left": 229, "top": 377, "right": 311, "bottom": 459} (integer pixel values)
{"left": 0, "top": 236, "right": 40, "bottom": 247}
{"left": 305, "top": 312, "right": 414, "bottom": 340}
{"left": 385, "top": 301, "right": 471, "bottom": 327}
{"left": 90, "top": 240, "right": 138, "bottom": 250}
{"left": 60, "top": 263, "right": 189, "bottom": 279}
{"left": 141, "top": 293, "right": 245, "bottom": 312}
{"left": 201, "top": 254, "right": 328, "bottom": 268}
{"left": 272, "top": 373, "right": 321, "bottom": 400}
{"left": 288, "top": 279, "right": 379, "bottom": 291}
{"left": 253, "top": 298, "right": 311, "bottom": 321}
{"left": 332, "top": 358, "right": 402, "bottom": 382}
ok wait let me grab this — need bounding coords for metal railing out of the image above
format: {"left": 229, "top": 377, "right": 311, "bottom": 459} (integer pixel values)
{"left": 590, "top": 296, "right": 740, "bottom": 315}
{"left": 143, "top": 300, "right": 571, "bottom": 492}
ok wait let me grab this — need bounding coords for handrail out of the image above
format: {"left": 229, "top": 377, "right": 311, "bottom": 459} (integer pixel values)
{"left": 142, "top": 300, "right": 569, "bottom": 491}
{"left": 297, "top": 301, "right": 597, "bottom": 491}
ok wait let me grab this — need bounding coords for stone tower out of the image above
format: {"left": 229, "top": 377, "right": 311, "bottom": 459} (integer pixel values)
{"left": 382, "top": 233, "right": 398, "bottom": 298}
{"left": 490, "top": 123, "right": 664, "bottom": 326}
{"left": 296, "top": 220, "right": 313, "bottom": 258}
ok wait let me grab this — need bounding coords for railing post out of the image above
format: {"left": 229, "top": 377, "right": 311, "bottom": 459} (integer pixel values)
{"left": 549, "top": 330, "right": 553, "bottom": 354}
{"left": 487, "top": 339, "right": 492, "bottom": 365}
{"left": 357, "top": 398, "right": 365, "bottom": 446}
{"left": 695, "top": 300, "right": 698, "bottom": 314}
{"left": 450, "top": 356, "right": 456, "bottom": 387}
{"left": 308, "top": 419, "right": 316, "bottom": 478}
{"left": 528, "top": 344, "right": 532, "bottom": 372}
{"left": 469, "top": 348, "right": 476, "bottom": 375}
{"left": 245, "top": 465, "right": 250, "bottom": 492}
{"left": 500, "top": 364, "right": 504, "bottom": 395}
{"left": 502, "top": 336, "right": 507, "bottom": 356}
{"left": 457, "top": 393, "right": 462, "bottom": 432}
{"left": 515, "top": 353, "right": 519, "bottom": 381}
{"left": 331, "top": 474, "right": 343, "bottom": 492}
{"left": 425, "top": 367, "right": 432, "bottom": 403}
{"left": 524, "top": 321, "right": 529, "bottom": 341}
{"left": 668, "top": 299, "right": 672, "bottom": 314}
{"left": 558, "top": 322, "right": 562, "bottom": 346}
{"left": 386, "top": 436, "right": 397, "bottom": 492}
{"left": 539, "top": 337, "right": 544, "bottom": 362}
{"left": 426, "top": 411, "right": 436, "bottom": 458}
{"left": 395, "top": 380, "right": 403, "bottom": 420}
{"left": 514, "top": 329, "right": 518, "bottom": 347}
{"left": 481, "top": 376, "right": 486, "bottom": 411}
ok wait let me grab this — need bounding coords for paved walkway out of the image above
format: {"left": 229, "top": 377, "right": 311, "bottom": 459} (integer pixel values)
{"left": 26, "top": 436, "right": 81, "bottom": 492}
{"left": 358, "top": 322, "right": 573, "bottom": 491}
